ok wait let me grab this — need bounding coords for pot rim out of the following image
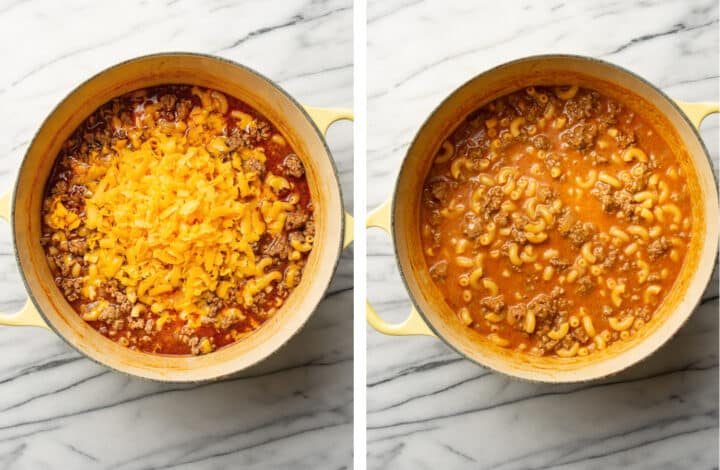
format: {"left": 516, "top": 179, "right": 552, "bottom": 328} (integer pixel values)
{"left": 11, "top": 51, "right": 346, "bottom": 383}
{"left": 390, "top": 53, "right": 718, "bottom": 383}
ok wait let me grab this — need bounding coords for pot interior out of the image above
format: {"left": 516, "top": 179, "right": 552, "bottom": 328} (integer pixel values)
{"left": 13, "top": 54, "right": 343, "bottom": 382}
{"left": 393, "top": 55, "right": 718, "bottom": 382}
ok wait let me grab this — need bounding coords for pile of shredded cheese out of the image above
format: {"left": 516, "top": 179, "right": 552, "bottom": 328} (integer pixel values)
{"left": 46, "top": 93, "right": 306, "bottom": 328}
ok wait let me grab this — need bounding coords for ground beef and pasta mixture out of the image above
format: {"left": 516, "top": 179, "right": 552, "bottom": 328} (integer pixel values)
{"left": 421, "top": 85, "right": 693, "bottom": 358}
{"left": 42, "top": 85, "right": 314, "bottom": 355}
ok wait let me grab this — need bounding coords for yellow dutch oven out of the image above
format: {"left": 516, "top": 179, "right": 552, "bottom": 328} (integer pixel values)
{"left": 367, "top": 54, "right": 719, "bottom": 383}
{"left": 0, "top": 53, "right": 353, "bottom": 382}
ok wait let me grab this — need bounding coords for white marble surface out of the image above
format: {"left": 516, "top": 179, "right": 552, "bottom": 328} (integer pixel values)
{"left": 367, "top": 1, "right": 719, "bottom": 469}
{"left": 0, "top": 1, "right": 352, "bottom": 469}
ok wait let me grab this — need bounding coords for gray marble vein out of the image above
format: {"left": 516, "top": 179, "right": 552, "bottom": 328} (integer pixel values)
{"left": 367, "top": 0, "right": 719, "bottom": 468}
{"left": 0, "top": 0, "right": 352, "bottom": 469}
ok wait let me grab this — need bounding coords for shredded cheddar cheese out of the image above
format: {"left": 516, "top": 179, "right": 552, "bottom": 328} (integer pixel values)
{"left": 45, "top": 88, "right": 303, "bottom": 325}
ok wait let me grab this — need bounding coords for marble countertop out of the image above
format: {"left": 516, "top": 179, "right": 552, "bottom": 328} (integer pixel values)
{"left": 367, "top": 0, "right": 718, "bottom": 469}
{"left": 0, "top": 1, "right": 352, "bottom": 469}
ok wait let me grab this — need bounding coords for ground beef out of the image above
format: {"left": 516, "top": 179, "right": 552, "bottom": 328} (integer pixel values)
{"left": 245, "top": 121, "right": 271, "bottom": 145}
{"left": 429, "top": 180, "right": 450, "bottom": 204}
{"left": 462, "top": 212, "right": 483, "bottom": 239}
{"left": 495, "top": 213, "right": 510, "bottom": 227}
{"left": 118, "top": 110, "right": 133, "bottom": 126}
{"left": 531, "top": 134, "right": 551, "bottom": 150}
{"left": 113, "top": 291, "right": 132, "bottom": 316}
{"left": 556, "top": 208, "right": 575, "bottom": 236}
{"left": 56, "top": 277, "right": 82, "bottom": 302}
{"left": 508, "top": 303, "right": 527, "bottom": 329}
{"left": 571, "top": 326, "right": 590, "bottom": 344}
{"left": 110, "top": 318, "right": 124, "bottom": 332}
{"left": 511, "top": 227, "right": 527, "bottom": 244}
{"left": 62, "top": 184, "right": 87, "bottom": 212}
{"left": 508, "top": 94, "right": 543, "bottom": 122}
{"left": 536, "top": 184, "right": 554, "bottom": 204}
{"left": 429, "top": 260, "right": 448, "bottom": 281}
{"left": 97, "top": 280, "right": 117, "bottom": 298}
{"left": 556, "top": 208, "right": 594, "bottom": 246}
{"left": 527, "top": 293, "right": 557, "bottom": 319}
{"left": 97, "top": 126, "right": 115, "bottom": 147}
{"left": 424, "top": 211, "right": 440, "bottom": 228}
{"left": 591, "top": 182, "right": 635, "bottom": 216}
{"left": 597, "top": 100, "right": 621, "bottom": 128}
{"left": 615, "top": 131, "right": 636, "bottom": 149}
{"left": 303, "top": 220, "right": 315, "bottom": 239}
{"left": 602, "top": 247, "right": 619, "bottom": 269}
{"left": 283, "top": 153, "right": 304, "bottom": 178}
{"left": 203, "top": 293, "right": 224, "bottom": 317}
{"left": 52, "top": 254, "right": 71, "bottom": 277}
{"left": 561, "top": 122, "right": 597, "bottom": 150}
{"left": 597, "top": 193, "right": 619, "bottom": 213}
{"left": 482, "top": 186, "right": 504, "bottom": 217}
{"left": 481, "top": 295, "right": 505, "bottom": 313}
{"left": 285, "top": 211, "right": 307, "bottom": 231}
{"left": 158, "top": 94, "right": 177, "bottom": 112}
{"left": 176, "top": 99, "right": 192, "bottom": 120}
{"left": 564, "top": 91, "right": 599, "bottom": 124}
{"left": 219, "top": 309, "right": 244, "bottom": 330}
{"left": 550, "top": 257, "right": 571, "bottom": 271}
{"left": 67, "top": 238, "right": 87, "bottom": 255}
{"left": 288, "top": 231, "right": 305, "bottom": 244}
{"left": 98, "top": 304, "right": 121, "bottom": 322}
{"left": 226, "top": 127, "right": 243, "bottom": 151}
{"left": 622, "top": 163, "right": 648, "bottom": 193}
{"left": 612, "top": 190, "right": 635, "bottom": 215}
{"left": 50, "top": 180, "right": 69, "bottom": 197}
{"left": 568, "top": 221, "right": 595, "bottom": 247}
{"left": 576, "top": 275, "right": 594, "bottom": 295}
{"left": 635, "top": 306, "right": 652, "bottom": 322}
{"left": 243, "top": 157, "right": 266, "bottom": 177}
{"left": 95, "top": 278, "right": 131, "bottom": 316}
{"left": 648, "top": 237, "right": 671, "bottom": 261}
{"left": 262, "top": 235, "right": 289, "bottom": 259}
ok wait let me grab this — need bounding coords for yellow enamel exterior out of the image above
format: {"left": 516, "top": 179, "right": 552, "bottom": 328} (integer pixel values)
{"left": 303, "top": 105, "right": 354, "bottom": 135}
{"left": 675, "top": 101, "right": 720, "bottom": 129}
{"left": 366, "top": 198, "right": 435, "bottom": 337}
{"left": 343, "top": 211, "right": 354, "bottom": 249}
{"left": 0, "top": 191, "right": 48, "bottom": 329}
{"left": 304, "top": 105, "right": 355, "bottom": 249}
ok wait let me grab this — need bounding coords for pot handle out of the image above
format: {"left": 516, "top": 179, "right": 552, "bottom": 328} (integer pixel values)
{"left": 303, "top": 105, "right": 354, "bottom": 249}
{"left": 0, "top": 191, "right": 48, "bottom": 328}
{"left": 366, "top": 198, "right": 435, "bottom": 336}
{"left": 675, "top": 101, "right": 720, "bottom": 129}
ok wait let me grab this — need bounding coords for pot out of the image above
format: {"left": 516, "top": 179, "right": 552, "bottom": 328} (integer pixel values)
{"left": 366, "top": 54, "right": 718, "bottom": 383}
{"left": 0, "top": 53, "right": 353, "bottom": 382}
